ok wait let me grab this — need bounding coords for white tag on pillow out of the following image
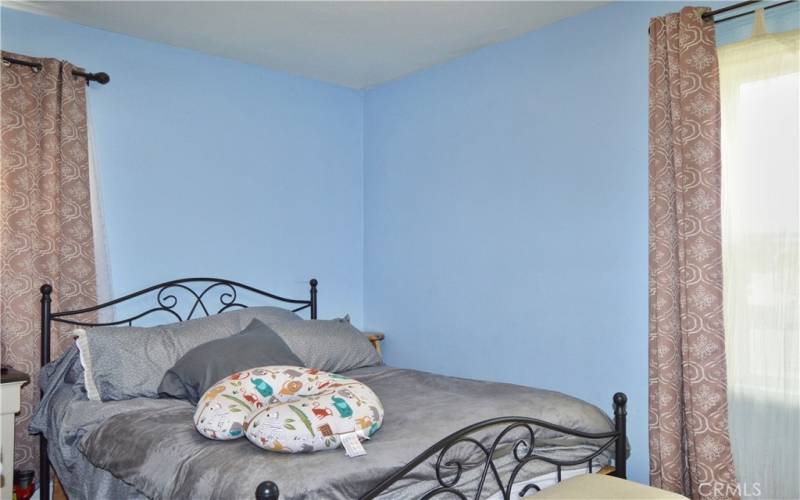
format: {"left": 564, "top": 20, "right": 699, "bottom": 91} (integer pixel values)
{"left": 340, "top": 432, "right": 367, "bottom": 457}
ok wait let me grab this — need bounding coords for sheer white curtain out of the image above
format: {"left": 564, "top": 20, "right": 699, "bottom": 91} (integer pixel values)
{"left": 719, "top": 10, "right": 799, "bottom": 500}
{"left": 87, "top": 103, "right": 114, "bottom": 319}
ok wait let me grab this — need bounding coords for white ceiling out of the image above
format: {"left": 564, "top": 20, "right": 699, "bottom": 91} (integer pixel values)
{"left": 6, "top": 1, "right": 605, "bottom": 89}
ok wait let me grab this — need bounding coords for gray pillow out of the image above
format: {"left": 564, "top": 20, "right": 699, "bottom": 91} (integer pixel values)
{"left": 157, "top": 319, "right": 303, "bottom": 404}
{"left": 75, "top": 306, "right": 302, "bottom": 401}
{"left": 269, "top": 318, "right": 382, "bottom": 373}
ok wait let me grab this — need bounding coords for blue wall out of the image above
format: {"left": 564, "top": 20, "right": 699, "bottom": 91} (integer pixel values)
{"left": 362, "top": 1, "right": 686, "bottom": 483}
{"left": 1, "top": 7, "right": 365, "bottom": 324}
{"left": 362, "top": 0, "right": 799, "bottom": 484}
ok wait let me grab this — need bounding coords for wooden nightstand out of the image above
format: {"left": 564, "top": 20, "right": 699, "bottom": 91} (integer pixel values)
{"left": 1, "top": 367, "right": 30, "bottom": 500}
{"left": 366, "top": 332, "right": 385, "bottom": 355}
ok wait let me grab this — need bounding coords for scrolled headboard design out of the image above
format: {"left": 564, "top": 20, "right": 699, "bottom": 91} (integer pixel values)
{"left": 42, "top": 277, "right": 317, "bottom": 329}
{"left": 41, "top": 277, "right": 317, "bottom": 364}
{"left": 37, "top": 277, "right": 317, "bottom": 500}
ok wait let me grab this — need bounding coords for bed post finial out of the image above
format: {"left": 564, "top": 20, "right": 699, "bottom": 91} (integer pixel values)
{"left": 255, "top": 480, "right": 280, "bottom": 500}
{"left": 41, "top": 284, "right": 52, "bottom": 365}
{"left": 309, "top": 278, "right": 318, "bottom": 319}
{"left": 613, "top": 392, "right": 627, "bottom": 479}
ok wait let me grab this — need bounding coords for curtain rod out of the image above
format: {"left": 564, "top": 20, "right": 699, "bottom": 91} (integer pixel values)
{"left": 648, "top": 0, "right": 796, "bottom": 33}
{"left": 2, "top": 55, "right": 110, "bottom": 85}
{"left": 703, "top": 0, "right": 797, "bottom": 24}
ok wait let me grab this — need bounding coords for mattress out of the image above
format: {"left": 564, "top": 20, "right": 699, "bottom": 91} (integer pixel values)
{"left": 31, "top": 347, "right": 614, "bottom": 499}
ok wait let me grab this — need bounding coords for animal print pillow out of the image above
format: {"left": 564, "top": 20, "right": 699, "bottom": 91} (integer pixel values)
{"left": 194, "top": 366, "right": 384, "bottom": 453}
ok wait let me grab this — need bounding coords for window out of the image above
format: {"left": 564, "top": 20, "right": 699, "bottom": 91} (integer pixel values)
{"left": 719, "top": 11, "right": 799, "bottom": 500}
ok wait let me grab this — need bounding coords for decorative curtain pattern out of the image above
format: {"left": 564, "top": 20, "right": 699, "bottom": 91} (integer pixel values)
{"left": 648, "top": 8, "right": 738, "bottom": 500}
{"left": 1, "top": 52, "right": 97, "bottom": 473}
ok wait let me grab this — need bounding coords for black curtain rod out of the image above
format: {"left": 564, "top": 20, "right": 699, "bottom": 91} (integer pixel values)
{"left": 648, "top": 0, "right": 796, "bottom": 32}
{"left": 2, "top": 55, "right": 109, "bottom": 85}
{"left": 703, "top": 0, "right": 797, "bottom": 24}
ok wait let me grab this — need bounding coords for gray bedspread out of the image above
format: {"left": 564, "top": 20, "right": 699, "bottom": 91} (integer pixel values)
{"left": 30, "top": 345, "right": 146, "bottom": 499}
{"left": 32, "top": 348, "right": 614, "bottom": 500}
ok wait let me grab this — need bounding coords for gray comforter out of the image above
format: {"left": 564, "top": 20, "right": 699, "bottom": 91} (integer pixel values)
{"left": 32, "top": 347, "right": 614, "bottom": 499}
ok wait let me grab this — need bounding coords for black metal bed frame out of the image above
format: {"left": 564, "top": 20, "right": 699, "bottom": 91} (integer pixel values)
{"left": 37, "top": 278, "right": 627, "bottom": 500}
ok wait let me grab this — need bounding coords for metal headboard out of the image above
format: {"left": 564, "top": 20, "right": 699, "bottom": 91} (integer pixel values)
{"left": 37, "top": 277, "right": 318, "bottom": 500}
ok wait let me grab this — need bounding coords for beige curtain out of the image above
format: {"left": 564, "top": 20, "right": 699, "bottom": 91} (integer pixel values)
{"left": 648, "top": 8, "right": 739, "bottom": 499}
{"left": 719, "top": 11, "right": 800, "bottom": 500}
{"left": 1, "top": 52, "right": 97, "bottom": 473}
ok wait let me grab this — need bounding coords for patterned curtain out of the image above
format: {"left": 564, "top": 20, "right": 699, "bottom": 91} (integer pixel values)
{"left": 1, "top": 52, "right": 97, "bottom": 474}
{"left": 648, "top": 8, "right": 739, "bottom": 500}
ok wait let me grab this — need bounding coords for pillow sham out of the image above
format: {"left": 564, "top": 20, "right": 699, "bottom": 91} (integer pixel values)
{"left": 158, "top": 319, "right": 303, "bottom": 404}
{"left": 269, "top": 318, "right": 382, "bottom": 373}
{"left": 75, "top": 306, "right": 302, "bottom": 401}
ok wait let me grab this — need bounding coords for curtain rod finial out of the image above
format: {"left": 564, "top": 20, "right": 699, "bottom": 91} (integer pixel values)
{"left": 92, "top": 72, "right": 110, "bottom": 85}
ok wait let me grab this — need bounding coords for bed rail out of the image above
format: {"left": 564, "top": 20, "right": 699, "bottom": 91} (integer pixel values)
{"left": 37, "top": 277, "right": 318, "bottom": 500}
{"left": 255, "top": 392, "right": 628, "bottom": 499}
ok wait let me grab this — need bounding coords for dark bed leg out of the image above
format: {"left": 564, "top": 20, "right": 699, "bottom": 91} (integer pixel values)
{"left": 613, "top": 392, "right": 628, "bottom": 479}
{"left": 255, "top": 481, "right": 280, "bottom": 500}
{"left": 40, "top": 284, "right": 53, "bottom": 499}
{"left": 39, "top": 437, "right": 50, "bottom": 499}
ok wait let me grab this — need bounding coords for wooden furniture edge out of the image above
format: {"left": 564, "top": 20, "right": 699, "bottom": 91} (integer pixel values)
{"left": 0, "top": 368, "right": 30, "bottom": 384}
{"left": 54, "top": 475, "right": 68, "bottom": 500}
{"left": 597, "top": 466, "right": 616, "bottom": 475}
{"left": 366, "top": 333, "right": 385, "bottom": 355}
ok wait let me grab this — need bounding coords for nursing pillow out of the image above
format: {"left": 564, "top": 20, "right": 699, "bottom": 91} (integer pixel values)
{"left": 194, "top": 366, "right": 384, "bottom": 453}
